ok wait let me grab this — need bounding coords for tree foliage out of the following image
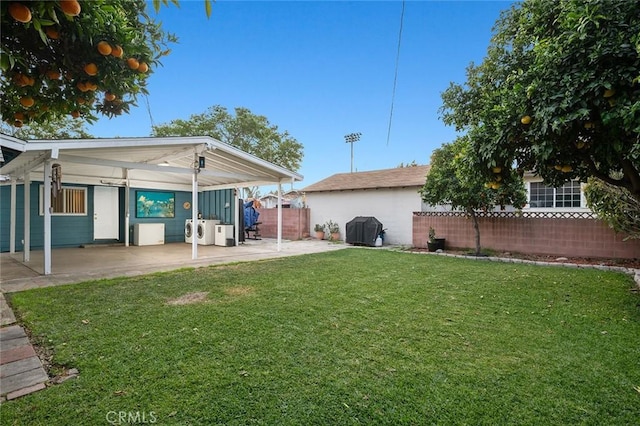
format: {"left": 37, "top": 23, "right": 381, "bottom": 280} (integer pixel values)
{"left": 585, "top": 177, "right": 640, "bottom": 239}
{"left": 152, "top": 105, "right": 304, "bottom": 172}
{"left": 1, "top": 0, "right": 176, "bottom": 126}
{"left": 440, "top": 0, "right": 640, "bottom": 201}
{"left": 1, "top": 114, "right": 92, "bottom": 140}
{"left": 419, "top": 137, "right": 527, "bottom": 255}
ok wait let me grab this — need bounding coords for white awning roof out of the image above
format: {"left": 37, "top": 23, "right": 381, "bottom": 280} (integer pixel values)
{"left": 0, "top": 135, "right": 303, "bottom": 191}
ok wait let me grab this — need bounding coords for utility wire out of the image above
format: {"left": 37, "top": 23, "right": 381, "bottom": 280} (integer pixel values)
{"left": 144, "top": 94, "right": 156, "bottom": 132}
{"left": 386, "top": 0, "right": 405, "bottom": 146}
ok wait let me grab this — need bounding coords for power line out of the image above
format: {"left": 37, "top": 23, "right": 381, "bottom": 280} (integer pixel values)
{"left": 386, "top": 0, "right": 405, "bottom": 146}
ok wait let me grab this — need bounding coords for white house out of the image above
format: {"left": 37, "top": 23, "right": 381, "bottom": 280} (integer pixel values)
{"left": 302, "top": 165, "right": 430, "bottom": 245}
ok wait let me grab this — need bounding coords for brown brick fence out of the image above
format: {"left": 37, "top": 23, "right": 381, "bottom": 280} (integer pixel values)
{"left": 255, "top": 208, "right": 310, "bottom": 240}
{"left": 413, "top": 211, "right": 640, "bottom": 259}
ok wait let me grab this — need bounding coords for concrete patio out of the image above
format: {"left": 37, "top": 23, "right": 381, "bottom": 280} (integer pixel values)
{"left": 0, "top": 238, "right": 346, "bottom": 293}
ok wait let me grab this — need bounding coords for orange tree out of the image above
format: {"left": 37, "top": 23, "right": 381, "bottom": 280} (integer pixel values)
{"left": 0, "top": 0, "right": 178, "bottom": 127}
{"left": 419, "top": 136, "right": 527, "bottom": 256}
{"left": 440, "top": 0, "right": 640, "bottom": 201}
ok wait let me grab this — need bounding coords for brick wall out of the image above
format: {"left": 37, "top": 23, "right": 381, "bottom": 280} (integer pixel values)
{"left": 413, "top": 213, "right": 640, "bottom": 259}
{"left": 255, "top": 208, "right": 310, "bottom": 240}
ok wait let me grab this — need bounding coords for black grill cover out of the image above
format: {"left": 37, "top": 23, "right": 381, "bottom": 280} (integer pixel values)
{"left": 345, "top": 216, "right": 383, "bottom": 246}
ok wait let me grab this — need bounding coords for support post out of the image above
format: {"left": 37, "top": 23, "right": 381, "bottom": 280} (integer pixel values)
{"left": 23, "top": 173, "right": 30, "bottom": 262}
{"left": 234, "top": 187, "right": 239, "bottom": 246}
{"left": 277, "top": 181, "right": 283, "bottom": 252}
{"left": 10, "top": 179, "right": 16, "bottom": 253}
{"left": 43, "top": 160, "right": 52, "bottom": 275}
{"left": 191, "top": 163, "right": 198, "bottom": 260}
{"left": 124, "top": 169, "right": 130, "bottom": 247}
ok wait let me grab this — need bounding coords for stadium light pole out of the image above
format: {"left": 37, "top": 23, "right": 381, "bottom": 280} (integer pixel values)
{"left": 344, "top": 132, "right": 362, "bottom": 173}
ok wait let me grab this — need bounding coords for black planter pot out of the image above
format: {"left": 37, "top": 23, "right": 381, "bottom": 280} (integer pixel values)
{"left": 427, "top": 238, "right": 446, "bottom": 252}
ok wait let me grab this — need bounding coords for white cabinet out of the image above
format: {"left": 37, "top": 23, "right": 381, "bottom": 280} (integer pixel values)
{"left": 214, "top": 225, "right": 234, "bottom": 246}
{"left": 133, "top": 223, "right": 165, "bottom": 246}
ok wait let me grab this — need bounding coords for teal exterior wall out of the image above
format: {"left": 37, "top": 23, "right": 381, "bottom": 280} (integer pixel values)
{"left": 0, "top": 183, "right": 235, "bottom": 252}
{"left": 0, "top": 182, "right": 93, "bottom": 252}
{"left": 201, "top": 188, "right": 236, "bottom": 224}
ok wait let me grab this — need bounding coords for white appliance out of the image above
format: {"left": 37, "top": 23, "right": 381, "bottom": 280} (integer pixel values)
{"left": 197, "top": 219, "right": 220, "bottom": 245}
{"left": 185, "top": 219, "right": 194, "bottom": 243}
{"left": 214, "top": 224, "right": 234, "bottom": 246}
{"left": 133, "top": 223, "right": 165, "bottom": 246}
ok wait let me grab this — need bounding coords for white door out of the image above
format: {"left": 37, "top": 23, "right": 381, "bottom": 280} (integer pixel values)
{"left": 94, "top": 186, "right": 119, "bottom": 239}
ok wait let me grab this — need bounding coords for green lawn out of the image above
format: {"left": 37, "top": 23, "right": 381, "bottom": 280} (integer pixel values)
{"left": 2, "top": 249, "right": 639, "bottom": 425}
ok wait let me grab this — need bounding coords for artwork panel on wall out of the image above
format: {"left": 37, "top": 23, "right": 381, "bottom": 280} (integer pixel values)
{"left": 136, "top": 191, "right": 175, "bottom": 218}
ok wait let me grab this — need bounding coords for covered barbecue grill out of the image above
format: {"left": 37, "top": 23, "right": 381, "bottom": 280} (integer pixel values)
{"left": 345, "top": 216, "right": 383, "bottom": 246}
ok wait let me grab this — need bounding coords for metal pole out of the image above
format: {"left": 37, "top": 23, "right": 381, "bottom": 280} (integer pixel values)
{"left": 344, "top": 132, "right": 361, "bottom": 173}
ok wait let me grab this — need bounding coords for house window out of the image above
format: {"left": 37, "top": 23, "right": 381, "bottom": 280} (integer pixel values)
{"left": 39, "top": 185, "right": 87, "bottom": 215}
{"left": 529, "top": 181, "right": 581, "bottom": 208}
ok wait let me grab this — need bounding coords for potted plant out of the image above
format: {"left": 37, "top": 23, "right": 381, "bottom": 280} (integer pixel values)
{"left": 314, "top": 224, "right": 325, "bottom": 240}
{"left": 427, "top": 227, "right": 445, "bottom": 252}
{"left": 325, "top": 220, "right": 340, "bottom": 241}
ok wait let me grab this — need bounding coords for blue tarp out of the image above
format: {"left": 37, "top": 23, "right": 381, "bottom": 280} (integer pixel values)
{"left": 244, "top": 200, "right": 260, "bottom": 229}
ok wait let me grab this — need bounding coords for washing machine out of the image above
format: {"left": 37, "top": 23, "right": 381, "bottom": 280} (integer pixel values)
{"left": 197, "top": 219, "right": 220, "bottom": 245}
{"left": 185, "top": 219, "right": 194, "bottom": 243}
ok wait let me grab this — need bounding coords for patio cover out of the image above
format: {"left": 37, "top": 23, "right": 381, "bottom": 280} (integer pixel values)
{"left": 0, "top": 134, "right": 303, "bottom": 274}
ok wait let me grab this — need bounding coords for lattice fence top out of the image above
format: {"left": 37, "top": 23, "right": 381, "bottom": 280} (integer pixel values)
{"left": 413, "top": 210, "right": 597, "bottom": 220}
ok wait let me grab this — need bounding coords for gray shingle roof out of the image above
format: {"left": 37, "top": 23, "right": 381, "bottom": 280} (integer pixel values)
{"left": 302, "top": 165, "right": 430, "bottom": 192}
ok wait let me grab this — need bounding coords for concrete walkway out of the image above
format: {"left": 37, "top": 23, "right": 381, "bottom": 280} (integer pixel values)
{"left": 0, "top": 238, "right": 346, "bottom": 401}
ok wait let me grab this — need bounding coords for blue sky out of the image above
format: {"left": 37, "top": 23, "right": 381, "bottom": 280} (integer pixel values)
{"left": 88, "top": 0, "right": 515, "bottom": 189}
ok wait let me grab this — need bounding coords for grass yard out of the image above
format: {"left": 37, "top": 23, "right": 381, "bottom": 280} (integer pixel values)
{"left": 1, "top": 249, "right": 639, "bottom": 425}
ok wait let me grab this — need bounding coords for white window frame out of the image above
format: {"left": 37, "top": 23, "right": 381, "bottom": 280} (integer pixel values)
{"left": 39, "top": 185, "right": 88, "bottom": 216}
{"left": 525, "top": 180, "right": 588, "bottom": 211}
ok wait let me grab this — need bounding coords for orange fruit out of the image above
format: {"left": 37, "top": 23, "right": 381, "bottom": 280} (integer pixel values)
{"left": 575, "top": 141, "right": 586, "bottom": 149}
{"left": 14, "top": 112, "right": 25, "bottom": 120}
{"left": 86, "top": 82, "right": 98, "bottom": 91}
{"left": 60, "top": 0, "right": 81, "bottom": 17}
{"left": 77, "top": 81, "right": 88, "bottom": 92}
{"left": 97, "top": 41, "right": 112, "bottom": 56}
{"left": 137, "top": 62, "right": 149, "bottom": 73}
{"left": 77, "top": 98, "right": 86, "bottom": 105}
{"left": 14, "top": 120, "right": 24, "bottom": 128}
{"left": 45, "top": 26, "right": 60, "bottom": 40}
{"left": 105, "top": 92, "right": 116, "bottom": 101}
{"left": 14, "top": 73, "right": 34, "bottom": 87}
{"left": 127, "top": 58, "right": 139, "bottom": 70}
{"left": 561, "top": 165, "right": 573, "bottom": 173}
{"left": 70, "top": 110, "right": 80, "bottom": 118}
{"left": 84, "top": 63, "right": 98, "bottom": 76}
{"left": 520, "top": 115, "right": 532, "bottom": 125}
{"left": 46, "top": 69, "right": 61, "bottom": 80}
{"left": 111, "top": 45, "right": 124, "bottom": 58}
{"left": 603, "top": 89, "right": 615, "bottom": 98}
{"left": 9, "top": 2, "right": 32, "bottom": 23}
{"left": 20, "top": 96, "right": 35, "bottom": 108}
{"left": 583, "top": 122, "right": 594, "bottom": 129}
{"left": 491, "top": 166, "right": 502, "bottom": 174}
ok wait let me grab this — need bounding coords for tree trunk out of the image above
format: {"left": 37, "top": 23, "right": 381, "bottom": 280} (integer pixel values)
{"left": 469, "top": 209, "right": 481, "bottom": 256}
